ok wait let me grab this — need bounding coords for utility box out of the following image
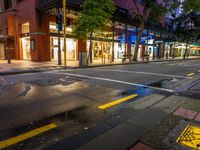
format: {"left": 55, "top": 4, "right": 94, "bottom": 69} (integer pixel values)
{"left": 79, "top": 52, "right": 88, "bottom": 66}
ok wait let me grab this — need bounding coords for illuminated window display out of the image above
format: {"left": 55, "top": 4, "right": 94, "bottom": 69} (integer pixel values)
{"left": 114, "top": 43, "right": 125, "bottom": 59}
{"left": 87, "top": 41, "right": 125, "bottom": 60}
{"left": 22, "top": 37, "right": 31, "bottom": 60}
{"left": 50, "top": 37, "right": 77, "bottom": 61}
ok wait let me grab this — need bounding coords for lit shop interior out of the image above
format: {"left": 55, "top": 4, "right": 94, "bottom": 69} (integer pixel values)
{"left": 21, "top": 22, "right": 31, "bottom": 60}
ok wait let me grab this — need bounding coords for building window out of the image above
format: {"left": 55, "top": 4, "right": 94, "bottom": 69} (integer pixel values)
{"left": 4, "top": 0, "right": 12, "bottom": 10}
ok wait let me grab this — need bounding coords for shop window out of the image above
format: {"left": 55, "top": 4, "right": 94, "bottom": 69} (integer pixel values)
{"left": 4, "top": 0, "right": 12, "bottom": 10}
{"left": 21, "top": 22, "right": 30, "bottom": 34}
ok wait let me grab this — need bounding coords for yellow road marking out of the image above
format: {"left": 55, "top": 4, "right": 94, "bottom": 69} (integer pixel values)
{"left": 177, "top": 125, "right": 200, "bottom": 150}
{"left": 0, "top": 123, "right": 58, "bottom": 149}
{"left": 98, "top": 94, "right": 138, "bottom": 109}
{"left": 198, "top": 70, "right": 200, "bottom": 73}
{"left": 187, "top": 73, "right": 195, "bottom": 77}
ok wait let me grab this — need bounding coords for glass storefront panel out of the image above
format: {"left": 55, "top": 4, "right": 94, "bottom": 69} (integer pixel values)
{"left": 22, "top": 37, "right": 31, "bottom": 60}
{"left": 50, "top": 37, "right": 77, "bottom": 61}
{"left": 114, "top": 43, "right": 125, "bottom": 59}
{"left": 0, "top": 43, "right": 5, "bottom": 59}
{"left": 87, "top": 40, "right": 125, "bottom": 60}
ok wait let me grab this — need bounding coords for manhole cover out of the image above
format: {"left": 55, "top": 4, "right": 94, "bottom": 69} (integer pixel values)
{"left": 177, "top": 125, "right": 200, "bottom": 150}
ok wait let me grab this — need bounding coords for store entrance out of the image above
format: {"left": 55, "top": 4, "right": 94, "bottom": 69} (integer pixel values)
{"left": 22, "top": 37, "right": 31, "bottom": 60}
{"left": 50, "top": 37, "right": 77, "bottom": 61}
{"left": 0, "top": 42, "right": 5, "bottom": 59}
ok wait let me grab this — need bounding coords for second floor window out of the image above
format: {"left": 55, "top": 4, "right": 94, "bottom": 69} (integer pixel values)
{"left": 4, "top": 0, "right": 12, "bottom": 10}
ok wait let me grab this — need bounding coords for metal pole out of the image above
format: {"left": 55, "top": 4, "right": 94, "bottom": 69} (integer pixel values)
{"left": 112, "top": 21, "right": 115, "bottom": 62}
{"left": 58, "top": 31, "right": 61, "bottom": 65}
{"left": 63, "top": 0, "right": 67, "bottom": 66}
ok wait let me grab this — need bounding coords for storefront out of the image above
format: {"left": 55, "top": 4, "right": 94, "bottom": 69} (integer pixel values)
{"left": 49, "top": 22, "right": 77, "bottom": 61}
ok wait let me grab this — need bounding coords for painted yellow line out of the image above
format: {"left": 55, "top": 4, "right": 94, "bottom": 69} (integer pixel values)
{"left": 198, "top": 70, "right": 200, "bottom": 73}
{"left": 0, "top": 123, "right": 58, "bottom": 149}
{"left": 187, "top": 73, "right": 195, "bottom": 77}
{"left": 98, "top": 94, "right": 138, "bottom": 109}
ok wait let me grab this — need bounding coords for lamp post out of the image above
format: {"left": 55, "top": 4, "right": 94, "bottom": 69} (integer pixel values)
{"left": 63, "top": 0, "right": 67, "bottom": 66}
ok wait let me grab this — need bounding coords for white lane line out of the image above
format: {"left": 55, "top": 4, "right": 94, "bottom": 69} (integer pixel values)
{"left": 90, "top": 69, "right": 192, "bottom": 79}
{"left": 51, "top": 72, "right": 174, "bottom": 93}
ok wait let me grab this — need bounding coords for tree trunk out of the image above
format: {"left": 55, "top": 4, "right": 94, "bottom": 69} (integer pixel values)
{"left": 89, "top": 32, "right": 93, "bottom": 63}
{"left": 183, "top": 41, "right": 188, "bottom": 59}
{"left": 112, "top": 21, "right": 115, "bottom": 62}
{"left": 132, "top": 5, "right": 148, "bottom": 61}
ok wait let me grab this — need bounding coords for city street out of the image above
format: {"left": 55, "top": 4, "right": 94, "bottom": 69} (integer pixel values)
{"left": 0, "top": 59, "right": 200, "bottom": 150}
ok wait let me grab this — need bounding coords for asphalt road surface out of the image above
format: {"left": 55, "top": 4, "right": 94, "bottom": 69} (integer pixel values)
{"left": 0, "top": 59, "right": 200, "bottom": 150}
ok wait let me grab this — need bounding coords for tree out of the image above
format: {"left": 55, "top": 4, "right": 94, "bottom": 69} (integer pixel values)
{"left": 182, "top": 0, "right": 200, "bottom": 13}
{"left": 172, "top": 0, "right": 200, "bottom": 59}
{"left": 174, "top": 12, "right": 200, "bottom": 59}
{"left": 131, "top": 0, "right": 169, "bottom": 61}
{"left": 73, "top": 0, "right": 115, "bottom": 63}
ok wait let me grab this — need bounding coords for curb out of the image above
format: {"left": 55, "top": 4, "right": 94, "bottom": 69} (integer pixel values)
{"left": 0, "top": 58, "right": 199, "bottom": 76}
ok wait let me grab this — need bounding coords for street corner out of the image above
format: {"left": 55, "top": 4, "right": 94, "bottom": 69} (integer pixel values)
{"left": 163, "top": 119, "right": 200, "bottom": 150}
{"left": 174, "top": 78, "right": 200, "bottom": 97}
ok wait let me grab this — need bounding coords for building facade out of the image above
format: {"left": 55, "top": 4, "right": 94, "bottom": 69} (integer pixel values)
{"left": 1, "top": 0, "right": 193, "bottom": 64}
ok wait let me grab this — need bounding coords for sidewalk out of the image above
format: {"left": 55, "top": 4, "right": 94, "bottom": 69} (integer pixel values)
{"left": 48, "top": 86, "right": 200, "bottom": 150}
{"left": 46, "top": 75, "right": 200, "bottom": 150}
{"left": 0, "top": 57, "right": 200, "bottom": 76}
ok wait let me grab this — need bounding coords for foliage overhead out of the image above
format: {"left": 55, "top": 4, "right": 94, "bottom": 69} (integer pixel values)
{"left": 182, "top": 0, "right": 200, "bottom": 13}
{"left": 174, "top": 12, "right": 200, "bottom": 43}
{"left": 73, "top": 0, "right": 115, "bottom": 39}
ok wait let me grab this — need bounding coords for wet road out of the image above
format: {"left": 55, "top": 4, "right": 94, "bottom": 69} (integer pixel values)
{"left": 0, "top": 59, "right": 200, "bottom": 150}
